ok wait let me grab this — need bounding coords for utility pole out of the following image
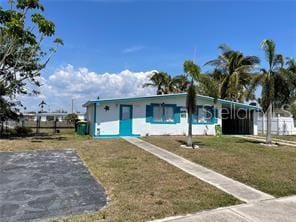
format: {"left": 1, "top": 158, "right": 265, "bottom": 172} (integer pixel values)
{"left": 71, "top": 99, "right": 74, "bottom": 114}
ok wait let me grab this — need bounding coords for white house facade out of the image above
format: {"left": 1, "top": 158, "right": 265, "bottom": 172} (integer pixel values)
{"left": 83, "top": 93, "right": 258, "bottom": 138}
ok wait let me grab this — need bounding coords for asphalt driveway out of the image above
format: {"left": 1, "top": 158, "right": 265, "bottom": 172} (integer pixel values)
{"left": 0, "top": 149, "right": 107, "bottom": 222}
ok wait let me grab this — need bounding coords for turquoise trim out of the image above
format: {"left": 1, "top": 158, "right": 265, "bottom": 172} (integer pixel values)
{"left": 83, "top": 93, "right": 186, "bottom": 107}
{"left": 119, "top": 104, "right": 133, "bottom": 136}
{"left": 214, "top": 107, "right": 219, "bottom": 124}
{"left": 148, "top": 103, "right": 180, "bottom": 124}
{"left": 146, "top": 104, "right": 152, "bottom": 123}
{"left": 175, "top": 106, "right": 181, "bottom": 123}
{"left": 83, "top": 93, "right": 259, "bottom": 110}
{"left": 93, "top": 103, "right": 96, "bottom": 136}
{"left": 93, "top": 134, "right": 140, "bottom": 139}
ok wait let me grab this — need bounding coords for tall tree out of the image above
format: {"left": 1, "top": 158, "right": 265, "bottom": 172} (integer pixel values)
{"left": 205, "top": 45, "right": 260, "bottom": 102}
{"left": 252, "top": 39, "right": 284, "bottom": 144}
{"left": 197, "top": 74, "right": 220, "bottom": 99}
{"left": 170, "top": 75, "right": 189, "bottom": 93}
{"left": 0, "top": 0, "right": 63, "bottom": 121}
{"left": 184, "top": 60, "right": 201, "bottom": 147}
{"left": 143, "top": 71, "right": 171, "bottom": 95}
{"left": 285, "top": 58, "right": 296, "bottom": 102}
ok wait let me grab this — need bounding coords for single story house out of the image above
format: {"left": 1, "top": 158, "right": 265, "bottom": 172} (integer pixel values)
{"left": 83, "top": 93, "right": 258, "bottom": 138}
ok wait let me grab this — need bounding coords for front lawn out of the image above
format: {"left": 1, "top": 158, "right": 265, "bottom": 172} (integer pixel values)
{"left": 0, "top": 134, "right": 239, "bottom": 222}
{"left": 143, "top": 136, "right": 296, "bottom": 197}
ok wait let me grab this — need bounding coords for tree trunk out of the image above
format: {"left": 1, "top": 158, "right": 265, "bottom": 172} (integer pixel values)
{"left": 187, "top": 109, "right": 193, "bottom": 147}
{"left": 266, "top": 103, "right": 272, "bottom": 144}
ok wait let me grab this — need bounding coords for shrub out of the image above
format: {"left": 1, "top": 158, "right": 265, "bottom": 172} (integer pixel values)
{"left": 14, "top": 126, "right": 33, "bottom": 137}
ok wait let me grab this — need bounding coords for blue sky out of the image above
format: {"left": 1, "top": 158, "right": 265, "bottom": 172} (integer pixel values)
{"left": 44, "top": 0, "right": 296, "bottom": 74}
{"left": 3, "top": 0, "right": 295, "bottom": 112}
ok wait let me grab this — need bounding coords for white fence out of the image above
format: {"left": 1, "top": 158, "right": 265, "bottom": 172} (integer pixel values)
{"left": 257, "top": 116, "right": 296, "bottom": 135}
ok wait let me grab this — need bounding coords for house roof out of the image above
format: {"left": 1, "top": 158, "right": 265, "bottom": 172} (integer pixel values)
{"left": 83, "top": 93, "right": 259, "bottom": 110}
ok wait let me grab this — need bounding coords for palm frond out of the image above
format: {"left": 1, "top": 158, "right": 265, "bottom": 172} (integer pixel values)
{"left": 261, "top": 39, "right": 276, "bottom": 69}
{"left": 183, "top": 60, "right": 201, "bottom": 81}
{"left": 273, "top": 54, "right": 284, "bottom": 69}
{"left": 218, "top": 44, "right": 232, "bottom": 53}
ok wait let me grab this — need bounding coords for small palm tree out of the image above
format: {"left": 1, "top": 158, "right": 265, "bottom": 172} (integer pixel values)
{"left": 184, "top": 60, "right": 201, "bottom": 147}
{"left": 143, "top": 71, "right": 170, "bottom": 95}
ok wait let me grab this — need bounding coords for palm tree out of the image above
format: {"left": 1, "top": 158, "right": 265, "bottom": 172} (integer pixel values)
{"left": 170, "top": 75, "right": 189, "bottom": 93}
{"left": 184, "top": 60, "right": 201, "bottom": 147}
{"left": 197, "top": 74, "right": 220, "bottom": 99}
{"left": 286, "top": 58, "right": 296, "bottom": 73}
{"left": 286, "top": 58, "right": 296, "bottom": 101}
{"left": 143, "top": 71, "right": 171, "bottom": 95}
{"left": 205, "top": 45, "right": 260, "bottom": 102}
{"left": 143, "top": 72, "right": 190, "bottom": 95}
{"left": 252, "top": 39, "right": 284, "bottom": 144}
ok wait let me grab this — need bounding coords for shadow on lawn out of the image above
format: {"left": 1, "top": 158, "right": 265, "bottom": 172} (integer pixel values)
{"left": 176, "top": 139, "right": 205, "bottom": 147}
{"left": 235, "top": 138, "right": 281, "bottom": 146}
{"left": 31, "top": 135, "right": 68, "bottom": 142}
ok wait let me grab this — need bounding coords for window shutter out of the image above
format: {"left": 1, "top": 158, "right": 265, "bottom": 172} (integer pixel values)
{"left": 174, "top": 106, "right": 181, "bottom": 123}
{"left": 146, "top": 105, "right": 152, "bottom": 123}
{"left": 213, "top": 107, "right": 218, "bottom": 124}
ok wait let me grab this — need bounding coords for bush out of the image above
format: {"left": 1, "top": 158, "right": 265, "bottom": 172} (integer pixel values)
{"left": 14, "top": 126, "right": 33, "bottom": 137}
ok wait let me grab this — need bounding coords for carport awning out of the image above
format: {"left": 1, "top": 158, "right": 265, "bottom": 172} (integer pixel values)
{"left": 218, "top": 99, "right": 260, "bottom": 111}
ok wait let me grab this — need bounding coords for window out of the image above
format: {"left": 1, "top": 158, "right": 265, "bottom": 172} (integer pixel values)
{"left": 121, "top": 106, "right": 131, "bottom": 120}
{"left": 192, "top": 106, "right": 216, "bottom": 124}
{"left": 152, "top": 105, "right": 162, "bottom": 122}
{"left": 163, "top": 106, "right": 174, "bottom": 122}
{"left": 146, "top": 103, "right": 180, "bottom": 124}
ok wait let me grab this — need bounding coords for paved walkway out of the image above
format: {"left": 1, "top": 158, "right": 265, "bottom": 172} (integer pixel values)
{"left": 123, "top": 137, "right": 274, "bottom": 203}
{"left": 0, "top": 150, "right": 107, "bottom": 222}
{"left": 151, "top": 195, "right": 296, "bottom": 222}
{"left": 235, "top": 135, "right": 296, "bottom": 147}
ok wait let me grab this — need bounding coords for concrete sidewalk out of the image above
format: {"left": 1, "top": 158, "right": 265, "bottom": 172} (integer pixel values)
{"left": 151, "top": 195, "right": 296, "bottom": 222}
{"left": 235, "top": 135, "right": 296, "bottom": 147}
{"left": 123, "top": 137, "right": 274, "bottom": 203}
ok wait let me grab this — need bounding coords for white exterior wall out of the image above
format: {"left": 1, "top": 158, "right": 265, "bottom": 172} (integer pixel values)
{"left": 257, "top": 115, "right": 296, "bottom": 135}
{"left": 96, "top": 103, "right": 120, "bottom": 135}
{"left": 253, "top": 111, "right": 258, "bottom": 135}
{"left": 86, "top": 105, "right": 94, "bottom": 135}
{"left": 92, "top": 96, "right": 222, "bottom": 137}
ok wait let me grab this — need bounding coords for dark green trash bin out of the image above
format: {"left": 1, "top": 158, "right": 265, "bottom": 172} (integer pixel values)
{"left": 76, "top": 121, "right": 87, "bottom": 135}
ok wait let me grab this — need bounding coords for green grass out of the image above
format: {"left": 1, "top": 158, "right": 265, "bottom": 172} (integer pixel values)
{"left": 143, "top": 136, "right": 296, "bottom": 197}
{"left": 258, "top": 134, "right": 296, "bottom": 142}
{"left": 273, "top": 135, "right": 296, "bottom": 142}
{"left": 0, "top": 134, "right": 239, "bottom": 222}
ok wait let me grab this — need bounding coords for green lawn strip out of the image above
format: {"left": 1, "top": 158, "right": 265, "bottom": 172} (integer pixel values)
{"left": 143, "top": 136, "right": 296, "bottom": 197}
{"left": 0, "top": 134, "right": 239, "bottom": 222}
{"left": 273, "top": 135, "right": 296, "bottom": 142}
{"left": 258, "top": 134, "right": 296, "bottom": 142}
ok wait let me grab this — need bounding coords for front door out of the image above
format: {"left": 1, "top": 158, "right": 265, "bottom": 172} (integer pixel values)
{"left": 119, "top": 105, "right": 133, "bottom": 136}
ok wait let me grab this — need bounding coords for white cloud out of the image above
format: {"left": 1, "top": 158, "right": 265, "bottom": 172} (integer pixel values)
{"left": 122, "top": 45, "right": 145, "bottom": 54}
{"left": 20, "top": 65, "right": 157, "bottom": 113}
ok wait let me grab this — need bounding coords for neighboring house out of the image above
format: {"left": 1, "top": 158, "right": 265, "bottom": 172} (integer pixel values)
{"left": 83, "top": 93, "right": 258, "bottom": 138}
{"left": 22, "top": 112, "right": 86, "bottom": 122}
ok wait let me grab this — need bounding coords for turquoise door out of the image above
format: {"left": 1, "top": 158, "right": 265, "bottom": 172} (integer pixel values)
{"left": 119, "top": 105, "right": 133, "bottom": 136}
